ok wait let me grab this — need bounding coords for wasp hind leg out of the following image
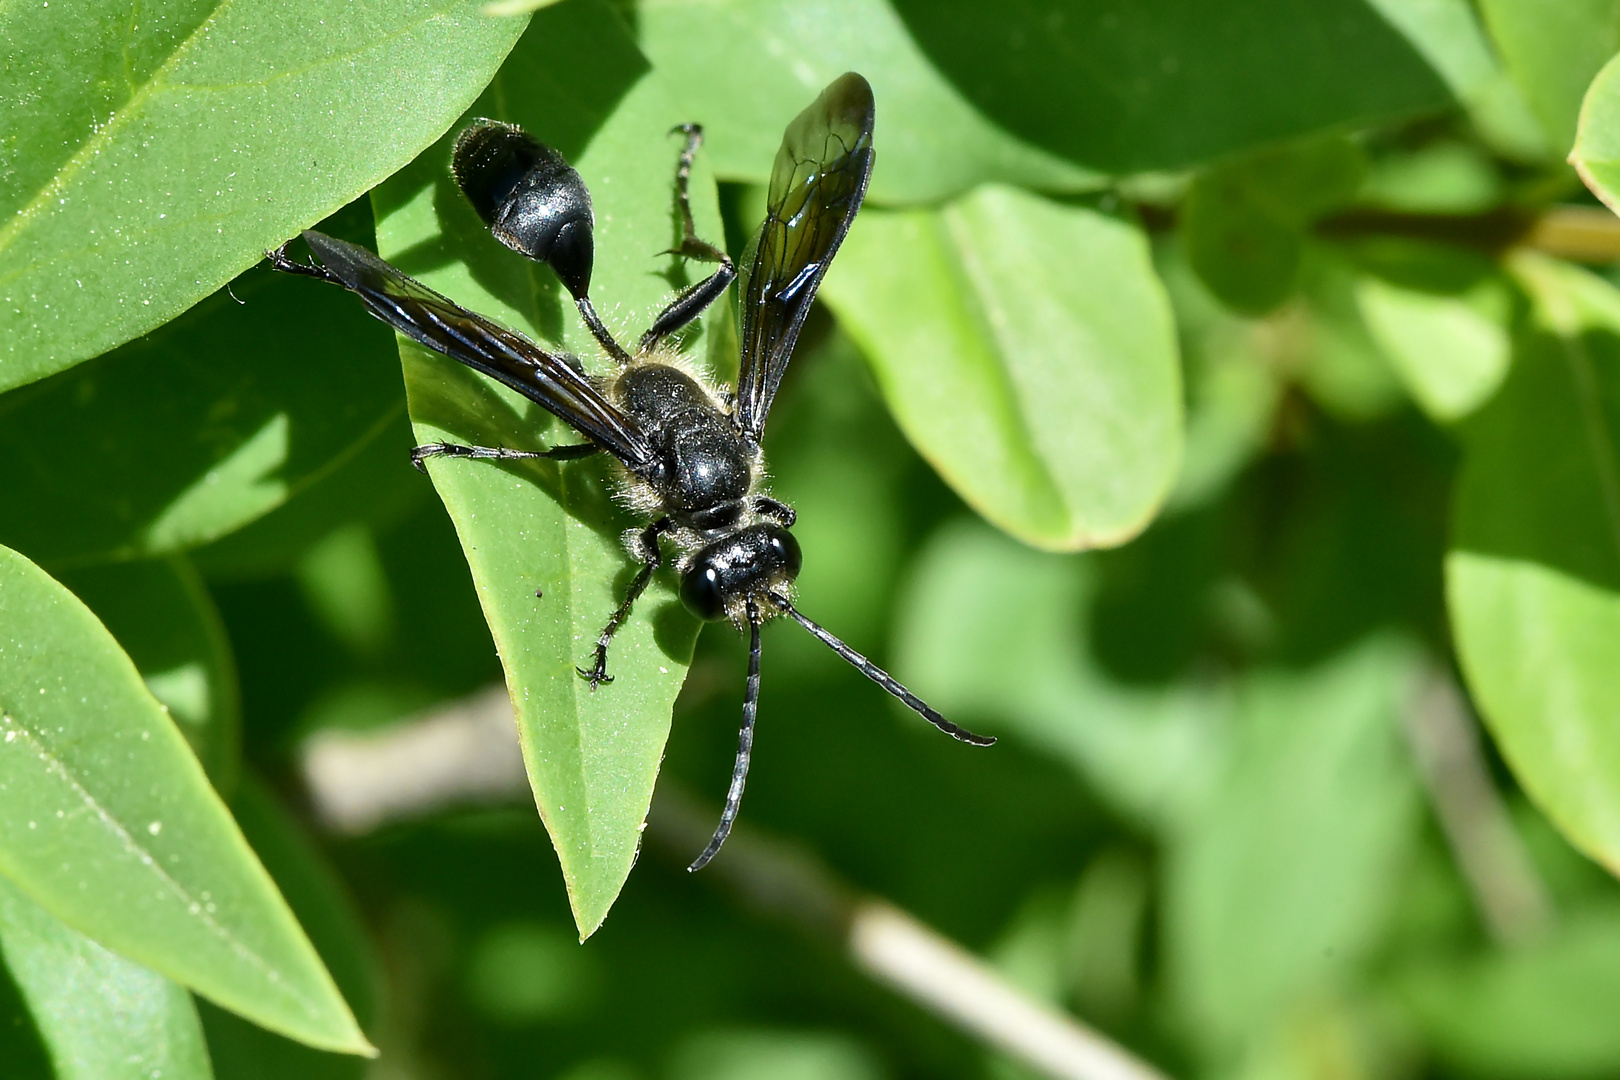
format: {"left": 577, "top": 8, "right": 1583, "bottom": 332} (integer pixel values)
{"left": 639, "top": 125, "right": 737, "bottom": 352}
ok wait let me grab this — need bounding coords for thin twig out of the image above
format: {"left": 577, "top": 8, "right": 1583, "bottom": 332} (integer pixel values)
{"left": 301, "top": 684, "right": 526, "bottom": 834}
{"left": 1138, "top": 201, "right": 1620, "bottom": 263}
{"left": 1400, "top": 668, "right": 1553, "bottom": 944}
{"left": 300, "top": 685, "right": 1172, "bottom": 1080}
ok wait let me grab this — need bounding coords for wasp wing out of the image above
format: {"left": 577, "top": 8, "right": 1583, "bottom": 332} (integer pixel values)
{"left": 299, "top": 231, "right": 654, "bottom": 471}
{"left": 735, "top": 73, "right": 875, "bottom": 439}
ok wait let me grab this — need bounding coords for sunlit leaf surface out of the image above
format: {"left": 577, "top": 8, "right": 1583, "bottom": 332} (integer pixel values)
{"left": 1573, "top": 50, "right": 1620, "bottom": 213}
{"left": 0, "top": 0, "right": 526, "bottom": 389}
{"left": 822, "top": 186, "right": 1181, "bottom": 552}
{"left": 1449, "top": 255, "right": 1620, "bottom": 877}
{"left": 0, "top": 544, "right": 368, "bottom": 1054}
{"left": 1480, "top": 0, "right": 1620, "bottom": 154}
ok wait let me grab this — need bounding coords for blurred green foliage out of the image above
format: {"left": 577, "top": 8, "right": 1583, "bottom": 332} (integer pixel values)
{"left": 6, "top": 0, "right": 1620, "bottom": 1078}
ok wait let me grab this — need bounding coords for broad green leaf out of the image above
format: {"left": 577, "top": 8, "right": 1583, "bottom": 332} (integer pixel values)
{"left": 1181, "top": 137, "right": 1366, "bottom": 316}
{"left": 1574, "top": 51, "right": 1620, "bottom": 214}
{"left": 0, "top": 544, "right": 370, "bottom": 1054}
{"left": 1400, "top": 906, "right": 1620, "bottom": 1077}
{"left": 1164, "top": 638, "right": 1421, "bottom": 1048}
{"left": 635, "top": 0, "right": 1102, "bottom": 204}
{"left": 1479, "top": 0, "right": 1620, "bottom": 155}
{"left": 894, "top": 521, "right": 1225, "bottom": 830}
{"left": 1449, "top": 254, "right": 1620, "bottom": 879}
{"left": 1357, "top": 275, "right": 1511, "bottom": 422}
{"left": 0, "top": 875, "right": 212, "bottom": 1080}
{"left": 370, "top": 1, "right": 708, "bottom": 936}
{"left": 821, "top": 187, "right": 1181, "bottom": 552}
{"left": 0, "top": 220, "right": 407, "bottom": 566}
{"left": 200, "top": 774, "right": 379, "bottom": 1080}
{"left": 57, "top": 557, "right": 241, "bottom": 792}
{"left": 1362, "top": 0, "right": 1548, "bottom": 160}
{"left": 0, "top": 0, "right": 527, "bottom": 389}
{"left": 887, "top": 0, "right": 1453, "bottom": 173}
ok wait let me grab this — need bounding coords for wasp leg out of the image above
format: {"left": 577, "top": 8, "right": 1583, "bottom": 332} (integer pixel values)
{"left": 265, "top": 242, "right": 345, "bottom": 285}
{"left": 579, "top": 517, "right": 672, "bottom": 688}
{"left": 752, "top": 496, "right": 796, "bottom": 527}
{"left": 410, "top": 441, "right": 599, "bottom": 473}
{"left": 575, "top": 296, "right": 635, "bottom": 366}
{"left": 639, "top": 125, "right": 738, "bottom": 352}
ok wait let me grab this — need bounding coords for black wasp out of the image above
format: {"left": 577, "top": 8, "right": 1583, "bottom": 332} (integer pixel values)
{"left": 269, "top": 73, "right": 993, "bottom": 869}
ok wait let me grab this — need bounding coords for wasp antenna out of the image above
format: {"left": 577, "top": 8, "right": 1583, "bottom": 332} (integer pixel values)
{"left": 689, "top": 599, "right": 765, "bottom": 871}
{"left": 768, "top": 593, "right": 995, "bottom": 747}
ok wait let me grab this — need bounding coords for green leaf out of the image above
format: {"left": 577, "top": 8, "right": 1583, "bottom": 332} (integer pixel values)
{"left": 820, "top": 187, "right": 1181, "bottom": 552}
{"left": 57, "top": 557, "right": 241, "bottom": 792}
{"left": 0, "top": 224, "right": 408, "bottom": 566}
{"left": 1573, "top": 50, "right": 1620, "bottom": 214}
{"left": 634, "top": 0, "right": 1102, "bottom": 204}
{"left": 1356, "top": 274, "right": 1511, "bottom": 423}
{"left": 200, "top": 774, "right": 380, "bottom": 1080}
{"left": 0, "top": 0, "right": 528, "bottom": 389}
{"left": 1479, "top": 0, "right": 1620, "bottom": 155}
{"left": 1181, "top": 137, "right": 1366, "bottom": 316}
{"left": 1400, "top": 906, "right": 1620, "bottom": 1077}
{"left": 0, "top": 544, "right": 370, "bottom": 1054}
{"left": 370, "top": 1, "right": 708, "bottom": 937}
{"left": 1449, "top": 253, "right": 1620, "bottom": 879}
{"left": 893, "top": 521, "right": 1225, "bottom": 830}
{"left": 1164, "top": 638, "right": 1421, "bottom": 1048}
{"left": 1362, "top": 0, "right": 1549, "bottom": 160}
{"left": 0, "top": 875, "right": 212, "bottom": 1080}
{"left": 886, "top": 0, "right": 1453, "bottom": 173}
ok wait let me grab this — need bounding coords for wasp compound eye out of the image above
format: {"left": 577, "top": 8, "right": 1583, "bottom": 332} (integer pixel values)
{"left": 680, "top": 564, "right": 726, "bottom": 621}
{"left": 763, "top": 525, "right": 802, "bottom": 581}
{"left": 452, "top": 120, "right": 595, "bottom": 300}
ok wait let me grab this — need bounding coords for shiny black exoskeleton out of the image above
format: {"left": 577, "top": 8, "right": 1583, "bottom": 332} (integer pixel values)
{"left": 267, "top": 73, "right": 992, "bottom": 871}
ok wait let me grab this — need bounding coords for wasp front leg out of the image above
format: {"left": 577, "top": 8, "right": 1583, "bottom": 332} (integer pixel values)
{"left": 579, "top": 517, "right": 672, "bottom": 688}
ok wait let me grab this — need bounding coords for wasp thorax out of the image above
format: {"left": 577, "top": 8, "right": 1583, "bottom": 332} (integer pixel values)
{"left": 451, "top": 120, "right": 595, "bottom": 300}
{"left": 680, "top": 525, "right": 802, "bottom": 621}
